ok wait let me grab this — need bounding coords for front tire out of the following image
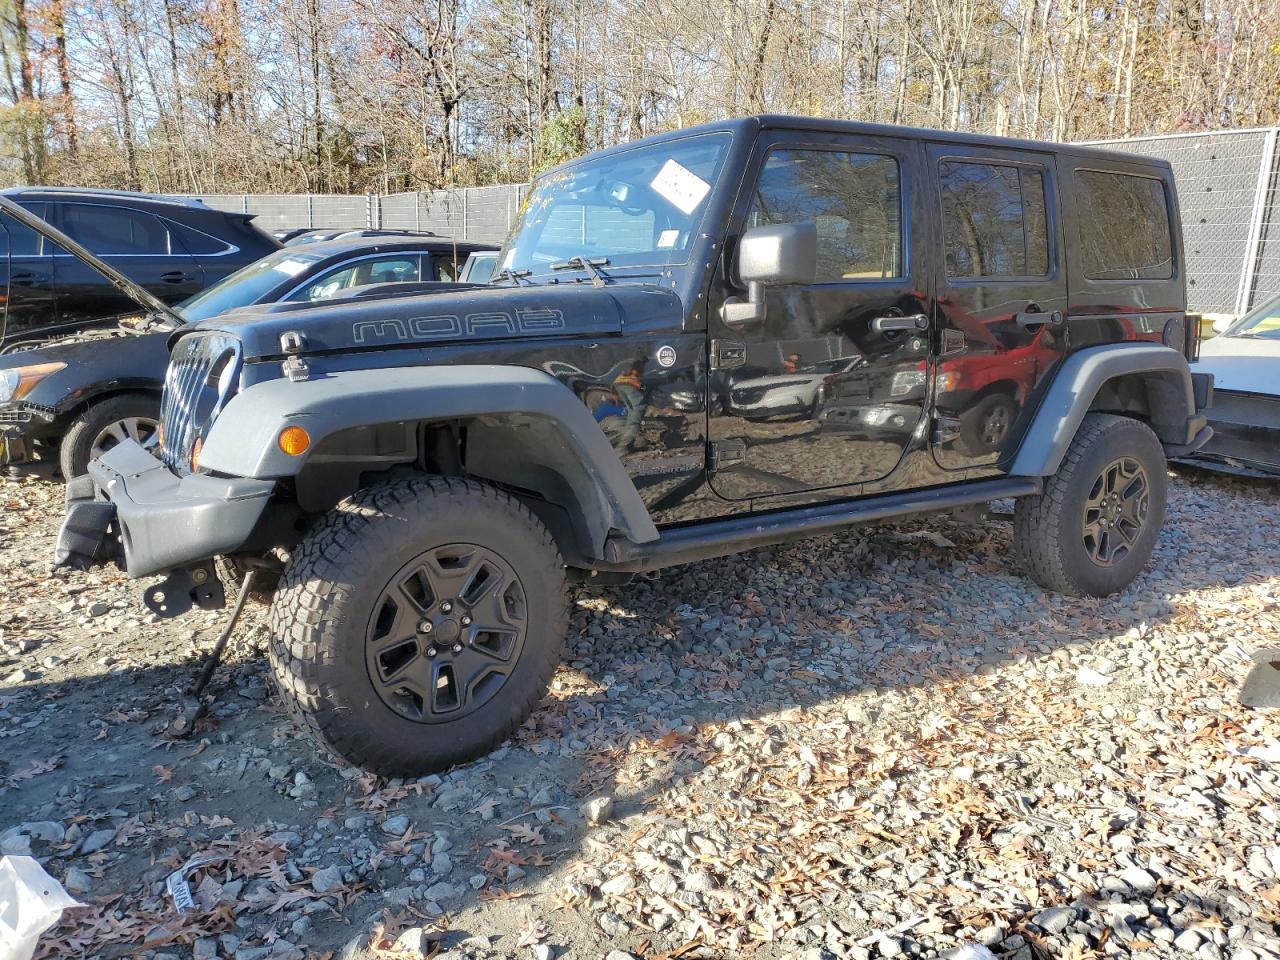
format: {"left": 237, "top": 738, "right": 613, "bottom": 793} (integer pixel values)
{"left": 1014, "top": 414, "right": 1167, "bottom": 598}
{"left": 60, "top": 393, "right": 159, "bottom": 479}
{"left": 268, "top": 477, "right": 567, "bottom": 775}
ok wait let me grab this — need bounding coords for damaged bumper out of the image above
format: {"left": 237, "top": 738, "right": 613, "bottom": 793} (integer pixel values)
{"left": 54, "top": 438, "right": 275, "bottom": 579}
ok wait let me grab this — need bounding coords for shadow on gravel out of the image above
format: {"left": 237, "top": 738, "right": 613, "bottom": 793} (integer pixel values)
{"left": 2, "top": 497, "right": 1275, "bottom": 955}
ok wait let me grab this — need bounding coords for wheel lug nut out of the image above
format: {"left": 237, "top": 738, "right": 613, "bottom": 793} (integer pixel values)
{"left": 426, "top": 646, "right": 438, "bottom": 657}
{"left": 441, "top": 601, "right": 453, "bottom": 613}
{"left": 460, "top": 615, "right": 472, "bottom": 626}
{"left": 452, "top": 643, "right": 463, "bottom": 654}
{"left": 419, "top": 620, "right": 433, "bottom": 634}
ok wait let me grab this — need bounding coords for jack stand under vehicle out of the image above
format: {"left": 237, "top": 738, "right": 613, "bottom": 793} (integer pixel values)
{"left": 1241, "top": 648, "right": 1280, "bottom": 709}
{"left": 169, "top": 571, "right": 257, "bottom": 738}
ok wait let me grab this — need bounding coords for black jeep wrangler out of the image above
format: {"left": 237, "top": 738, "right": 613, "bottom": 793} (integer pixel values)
{"left": 51, "top": 116, "right": 1211, "bottom": 774}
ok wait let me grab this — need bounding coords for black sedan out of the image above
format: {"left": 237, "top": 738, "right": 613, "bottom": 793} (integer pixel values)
{"left": 0, "top": 232, "right": 496, "bottom": 478}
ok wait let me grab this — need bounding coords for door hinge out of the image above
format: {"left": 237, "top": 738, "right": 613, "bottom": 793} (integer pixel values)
{"left": 711, "top": 339, "right": 747, "bottom": 370}
{"left": 932, "top": 417, "right": 962, "bottom": 444}
{"left": 711, "top": 439, "right": 747, "bottom": 471}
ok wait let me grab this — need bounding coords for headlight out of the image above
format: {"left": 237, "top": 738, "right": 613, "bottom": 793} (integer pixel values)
{"left": 890, "top": 369, "right": 926, "bottom": 397}
{"left": 0, "top": 363, "right": 66, "bottom": 403}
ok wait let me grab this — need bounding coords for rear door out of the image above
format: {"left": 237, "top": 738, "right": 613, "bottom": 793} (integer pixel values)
{"left": 925, "top": 143, "right": 1067, "bottom": 470}
{"left": 706, "top": 129, "right": 931, "bottom": 500}
{"left": 52, "top": 202, "right": 202, "bottom": 323}
{"left": 0, "top": 204, "right": 58, "bottom": 348}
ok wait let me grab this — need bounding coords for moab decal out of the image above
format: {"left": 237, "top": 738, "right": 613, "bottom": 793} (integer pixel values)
{"left": 352, "top": 308, "right": 566, "bottom": 345}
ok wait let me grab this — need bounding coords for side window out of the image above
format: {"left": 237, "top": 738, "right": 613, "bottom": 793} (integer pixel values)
{"left": 168, "top": 220, "right": 232, "bottom": 255}
{"left": 290, "top": 256, "right": 425, "bottom": 302}
{"left": 1073, "top": 170, "right": 1174, "bottom": 280}
{"left": 60, "top": 204, "right": 171, "bottom": 255}
{"left": 434, "top": 254, "right": 459, "bottom": 281}
{"left": 940, "top": 161, "right": 1050, "bottom": 279}
{"left": 747, "top": 149, "right": 902, "bottom": 282}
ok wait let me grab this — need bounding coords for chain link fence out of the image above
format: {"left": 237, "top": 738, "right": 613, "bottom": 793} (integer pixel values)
{"left": 1085, "top": 128, "right": 1279, "bottom": 316}
{"left": 192, "top": 127, "right": 1280, "bottom": 318}
{"left": 191, "top": 185, "right": 528, "bottom": 245}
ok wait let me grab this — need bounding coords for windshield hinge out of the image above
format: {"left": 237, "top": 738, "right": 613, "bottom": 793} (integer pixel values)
{"left": 711, "top": 339, "right": 747, "bottom": 370}
{"left": 711, "top": 439, "right": 747, "bottom": 471}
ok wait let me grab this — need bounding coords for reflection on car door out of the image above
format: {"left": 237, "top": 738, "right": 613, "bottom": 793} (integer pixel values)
{"left": 707, "top": 130, "right": 932, "bottom": 500}
{"left": 924, "top": 143, "right": 1067, "bottom": 470}
{"left": 0, "top": 206, "right": 59, "bottom": 349}
{"left": 51, "top": 202, "right": 203, "bottom": 324}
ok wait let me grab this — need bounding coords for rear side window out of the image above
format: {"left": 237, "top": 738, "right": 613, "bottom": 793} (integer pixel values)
{"left": 1073, "top": 170, "right": 1174, "bottom": 280}
{"left": 747, "top": 149, "right": 902, "bottom": 281}
{"left": 60, "top": 203, "right": 171, "bottom": 255}
{"left": 168, "top": 220, "right": 232, "bottom": 255}
{"left": 940, "top": 161, "right": 1050, "bottom": 279}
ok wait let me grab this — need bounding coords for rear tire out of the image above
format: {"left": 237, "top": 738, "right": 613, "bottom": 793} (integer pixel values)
{"left": 1014, "top": 414, "right": 1167, "bottom": 597}
{"left": 60, "top": 393, "right": 159, "bottom": 479}
{"left": 268, "top": 477, "right": 567, "bottom": 775}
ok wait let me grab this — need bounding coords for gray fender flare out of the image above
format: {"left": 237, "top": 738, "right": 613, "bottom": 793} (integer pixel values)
{"left": 195, "top": 365, "right": 659, "bottom": 552}
{"left": 1008, "top": 343, "right": 1196, "bottom": 476}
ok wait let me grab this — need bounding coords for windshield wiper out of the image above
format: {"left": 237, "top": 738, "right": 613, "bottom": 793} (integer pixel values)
{"left": 551, "top": 255, "right": 610, "bottom": 287}
{"left": 491, "top": 267, "right": 533, "bottom": 286}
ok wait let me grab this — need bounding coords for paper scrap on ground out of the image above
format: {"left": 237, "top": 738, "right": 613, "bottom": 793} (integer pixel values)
{"left": 0, "top": 856, "right": 82, "bottom": 960}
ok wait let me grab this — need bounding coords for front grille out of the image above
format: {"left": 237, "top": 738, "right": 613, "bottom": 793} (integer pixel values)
{"left": 159, "top": 332, "right": 241, "bottom": 471}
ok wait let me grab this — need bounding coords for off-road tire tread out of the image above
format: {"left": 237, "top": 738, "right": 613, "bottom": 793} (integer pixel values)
{"left": 267, "top": 476, "right": 567, "bottom": 775}
{"left": 1013, "top": 413, "right": 1165, "bottom": 598}
{"left": 59, "top": 392, "right": 158, "bottom": 479}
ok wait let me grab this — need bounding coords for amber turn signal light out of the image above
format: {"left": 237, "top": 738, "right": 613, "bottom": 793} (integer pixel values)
{"left": 278, "top": 425, "right": 311, "bottom": 456}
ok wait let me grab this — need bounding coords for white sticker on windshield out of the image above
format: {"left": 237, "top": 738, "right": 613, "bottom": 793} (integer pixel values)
{"left": 656, "top": 229, "right": 680, "bottom": 249}
{"left": 650, "top": 159, "right": 711, "bottom": 216}
{"left": 272, "top": 258, "right": 312, "bottom": 277}
{"left": 502, "top": 249, "right": 516, "bottom": 268}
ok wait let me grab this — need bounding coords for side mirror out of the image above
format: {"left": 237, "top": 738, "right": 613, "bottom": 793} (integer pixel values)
{"left": 721, "top": 222, "right": 818, "bottom": 328}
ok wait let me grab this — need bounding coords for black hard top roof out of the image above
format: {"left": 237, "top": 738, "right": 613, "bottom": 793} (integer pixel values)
{"left": 544, "top": 114, "right": 1168, "bottom": 175}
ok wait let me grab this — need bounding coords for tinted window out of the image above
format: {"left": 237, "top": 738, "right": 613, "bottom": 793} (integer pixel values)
{"left": 0, "top": 209, "right": 44, "bottom": 256}
{"left": 940, "top": 161, "right": 1050, "bottom": 278}
{"left": 288, "top": 255, "right": 426, "bottom": 302}
{"left": 748, "top": 149, "right": 902, "bottom": 282}
{"left": 169, "top": 220, "right": 231, "bottom": 255}
{"left": 61, "top": 203, "right": 171, "bottom": 255}
{"left": 1074, "top": 170, "right": 1173, "bottom": 280}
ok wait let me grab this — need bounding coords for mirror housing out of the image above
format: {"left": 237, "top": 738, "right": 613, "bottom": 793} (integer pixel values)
{"left": 721, "top": 222, "right": 818, "bottom": 328}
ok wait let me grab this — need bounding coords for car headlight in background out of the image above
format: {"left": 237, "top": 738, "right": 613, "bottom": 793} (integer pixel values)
{"left": 0, "top": 363, "right": 66, "bottom": 403}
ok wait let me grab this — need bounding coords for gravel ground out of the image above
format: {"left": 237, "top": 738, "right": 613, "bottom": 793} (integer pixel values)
{"left": 1, "top": 466, "right": 1278, "bottom": 960}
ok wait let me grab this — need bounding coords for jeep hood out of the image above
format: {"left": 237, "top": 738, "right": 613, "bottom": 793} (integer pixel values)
{"left": 189, "top": 283, "right": 683, "bottom": 359}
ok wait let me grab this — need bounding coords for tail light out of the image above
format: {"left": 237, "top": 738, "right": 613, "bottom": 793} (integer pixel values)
{"left": 1185, "top": 314, "right": 1203, "bottom": 361}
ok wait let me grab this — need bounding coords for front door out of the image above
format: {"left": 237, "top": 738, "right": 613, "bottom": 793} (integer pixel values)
{"left": 0, "top": 205, "right": 58, "bottom": 349}
{"left": 925, "top": 144, "right": 1068, "bottom": 470}
{"left": 707, "top": 131, "right": 931, "bottom": 500}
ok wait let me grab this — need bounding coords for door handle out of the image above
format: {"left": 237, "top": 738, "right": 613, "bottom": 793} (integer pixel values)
{"left": 160, "top": 271, "right": 195, "bottom": 284}
{"left": 1016, "top": 309, "right": 1064, "bottom": 329}
{"left": 871, "top": 313, "right": 929, "bottom": 334}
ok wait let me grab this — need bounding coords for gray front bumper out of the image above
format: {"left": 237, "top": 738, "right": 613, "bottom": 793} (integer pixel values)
{"left": 55, "top": 439, "right": 275, "bottom": 578}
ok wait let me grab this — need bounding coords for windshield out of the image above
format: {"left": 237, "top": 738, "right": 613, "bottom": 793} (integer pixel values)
{"left": 179, "top": 249, "right": 325, "bottom": 322}
{"left": 1222, "top": 293, "right": 1280, "bottom": 339}
{"left": 498, "top": 132, "right": 732, "bottom": 278}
